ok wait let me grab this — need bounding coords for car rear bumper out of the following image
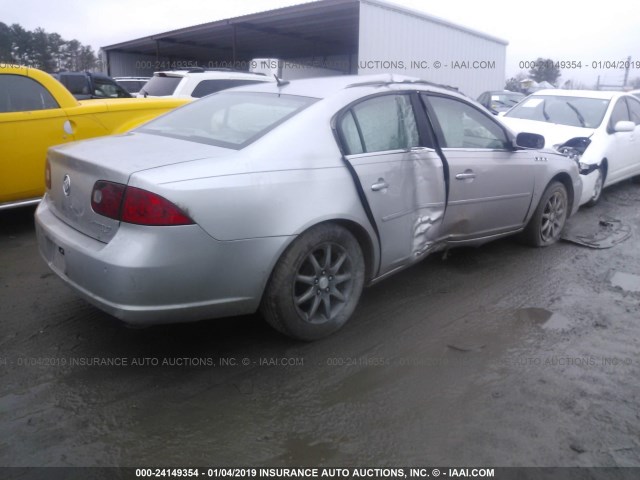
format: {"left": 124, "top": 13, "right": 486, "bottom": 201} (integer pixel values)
{"left": 35, "top": 197, "right": 290, "bottom": 325}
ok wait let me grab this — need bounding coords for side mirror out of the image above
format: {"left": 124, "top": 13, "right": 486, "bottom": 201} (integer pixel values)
{"left": 515, "top": 132, "right": 545, "bottom": 149}
{"left": 614, "top": 120, "right": 635, "bottom": 133}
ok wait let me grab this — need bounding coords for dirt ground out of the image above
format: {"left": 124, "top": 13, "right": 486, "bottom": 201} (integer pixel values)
{"left": 1, "top": 180, "right": 639, "bottom": 469}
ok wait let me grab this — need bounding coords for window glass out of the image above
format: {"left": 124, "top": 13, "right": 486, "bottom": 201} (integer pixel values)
{"left": 505, "top": 95, "right": 610, "bottom": 128}
{"left": 426, "top": 95, "right": 508, "bottom": 149}
{"left": 490, "top": 92, "right": 524, "bottom": 109}
{"left": 93, "top": 77, "right": 130, "bottom": 98}
{"left": 63, "top": 75, "right": 90, "bottom": 95}
{"left": 138, "top": 91, "right": 316, "bottom": 149}
{"left": 339, "top": 110, "right": 364, "bottom": 154}
{"left": 0, "top": 74, "right": 59, "bottom": 112}
{"left": 140, "top": 76, "right": 182, "bottom": 96}
{"left": 191, "top": 79, "right": 267, "bottom": 98}
{"left": 117, "top": 80, "right": 148, "bottom": 93}
{"left": 349, "top": 95, "right": 419, "bottom": 153}
{"left": 609, "top": 99, "right": 630, "bottom": 130}
{"left": 625, "top": 97, "right": 640, "bottom": 125}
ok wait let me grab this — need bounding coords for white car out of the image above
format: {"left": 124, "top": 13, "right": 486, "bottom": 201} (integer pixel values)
{"left": 501, "top": 90, "right": 640, "bottom": 206}
{"left": 137, "top": 68, "right": 274, "bottom": 99}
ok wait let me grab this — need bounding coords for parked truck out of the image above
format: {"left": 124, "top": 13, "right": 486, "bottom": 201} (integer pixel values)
{"left": 52, "top": 71, "right": 132, "bottom": 100}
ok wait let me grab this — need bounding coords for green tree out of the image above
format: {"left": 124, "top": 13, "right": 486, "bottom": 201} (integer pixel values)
{"left": 10, "top": 24, "right": 33, "bottom": 65}
{"left": 62, "top": 39, "right": 81, "bottom": 70}
{"left": 529, "top": 57, "right": 561, "bottom": 85}
{"left": 31, "top": 27, "right": 55, "bottom": 71}
{"left": 47, "top": 32, "right": 65, "bottom": 71}
{"left": 505, "top": 71, "right": 527, "bottom": 92}
{"left": 0, "top": 23, "right": 97, "bottom": 72}
{"left": 78, "top": 45, "right": 96, "bottom": 71}
{"left": 0, "top": 22, "right": 12, "bottom": 62}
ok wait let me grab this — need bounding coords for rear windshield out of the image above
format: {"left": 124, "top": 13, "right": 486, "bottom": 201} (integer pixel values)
{"left": 137, "top": 91, "right": 317, "bottom": 149}
{"left": 505, "top": 95, "right": 610, "bottom": 128}
{"left": 140, "top": 76, "right": 182, "bottom": 96}
{"left": 191, "top": 79, "right": 269, "bottom": 98}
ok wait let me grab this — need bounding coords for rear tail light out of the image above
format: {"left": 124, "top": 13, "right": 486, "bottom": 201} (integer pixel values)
{"left": 91, "top": 181, "right": 126, "bottom": 220}
{"left": 91, "top": 181, "right": 193, "bottom": 226}
{"left": 45, "top": 159, "right": 51, "bottom": 190}
{"left": 121, "top": 187, "right": 194, "bottom": 226}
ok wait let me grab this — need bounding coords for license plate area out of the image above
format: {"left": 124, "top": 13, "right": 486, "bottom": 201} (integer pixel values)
{"left": 44, "top": 235, "right": 67, "bottom": 275}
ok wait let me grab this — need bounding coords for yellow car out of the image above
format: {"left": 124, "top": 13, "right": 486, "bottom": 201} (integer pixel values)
{"left": 0, "top": 65, "right": 189, "bottom": 210}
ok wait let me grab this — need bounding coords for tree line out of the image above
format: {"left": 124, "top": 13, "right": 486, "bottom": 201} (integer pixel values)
{"left": 0, "top": 22, "right": 97, "bottom": 72}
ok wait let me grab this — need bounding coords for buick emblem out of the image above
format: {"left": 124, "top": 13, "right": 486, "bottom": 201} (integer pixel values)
{"left": 62, "top": 175, "right": 71, "bottom": 197}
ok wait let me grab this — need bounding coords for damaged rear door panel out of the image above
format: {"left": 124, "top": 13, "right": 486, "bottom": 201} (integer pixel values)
{"left": 337, "top": 93, "right": 446, "bottom": 276}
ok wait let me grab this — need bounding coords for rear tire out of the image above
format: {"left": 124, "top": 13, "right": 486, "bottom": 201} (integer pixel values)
{"left": 521, "top": 181, "right": 568, "bottom": 247}
{"left": 584, "top": 166, "right": 604, "bottom": 207}
{"left": 260, "top": 223, "right": 365, "bottom": 341}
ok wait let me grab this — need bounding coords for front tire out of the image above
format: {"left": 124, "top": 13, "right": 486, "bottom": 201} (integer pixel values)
{"left": 521, "top": 181, "right": 568, "bottom": 247}
{"left": 261, "top": 223, "right": 365, "bottom": 341}
{"left": 584, "top": 167, "right": 604, "bottom": 207}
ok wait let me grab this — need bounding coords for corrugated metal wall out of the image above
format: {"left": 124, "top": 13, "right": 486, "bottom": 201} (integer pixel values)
{"left": 101, "top": 51, "right": 171, "bottom": 77}
{"left": 358, "top": 1, "right": 506, "bottom": 98}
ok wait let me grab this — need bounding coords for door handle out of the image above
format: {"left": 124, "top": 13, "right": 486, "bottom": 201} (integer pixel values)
{"left": 371, "top": 179, "right": 389, "bottom": 191}
{"left": 455, "top": 172, "right": 476, "bottom": 180}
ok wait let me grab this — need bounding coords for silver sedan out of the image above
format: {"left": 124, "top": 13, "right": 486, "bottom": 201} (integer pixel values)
{"left": 35, "top": 74, "right": 582, "bottom": 340}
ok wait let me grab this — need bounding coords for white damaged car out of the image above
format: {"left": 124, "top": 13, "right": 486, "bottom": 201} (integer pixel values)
{"left": 501, "top": 90, "right": 640, "bottom": 207}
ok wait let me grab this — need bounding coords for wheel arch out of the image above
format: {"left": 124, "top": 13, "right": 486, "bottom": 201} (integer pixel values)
{"left": 600, "top": 157, "right": 609, "bottom": 182}
{"left": 549, "top": 172, "right": 575, "bottom": 215}
{"left": 258, "top": 218, "right": 378, "bottom": 306}
{"left": 332, "top": 219, "right": 376, "bottom": 284}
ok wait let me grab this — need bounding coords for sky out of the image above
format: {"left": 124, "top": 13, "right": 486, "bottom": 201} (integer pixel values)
{"left": 1, "top": 0, "right": 639, "bottom": 87}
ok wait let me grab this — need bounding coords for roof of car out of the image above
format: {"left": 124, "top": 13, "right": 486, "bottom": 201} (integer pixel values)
{"left": 231, "top": 73, "right": 465, "bottom": 99}
{"left": 530, "top": 89, "right": 628, "bottom": 99}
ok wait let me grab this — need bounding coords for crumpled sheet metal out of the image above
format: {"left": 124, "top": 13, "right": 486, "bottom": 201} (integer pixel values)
{"left": 561, "top": 215, "right": 631, "bottom": 249}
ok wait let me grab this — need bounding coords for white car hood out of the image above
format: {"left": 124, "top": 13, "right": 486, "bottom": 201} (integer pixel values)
{"left": 501, "top": 117, "right": 594, "bottom": 148}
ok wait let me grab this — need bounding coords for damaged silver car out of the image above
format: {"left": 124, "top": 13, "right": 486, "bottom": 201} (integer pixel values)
{"left": 35, "top": 74, "right": 582, "bottom": 340}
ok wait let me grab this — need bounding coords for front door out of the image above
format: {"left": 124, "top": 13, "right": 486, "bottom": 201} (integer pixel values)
{"left": 422, "top": 94, "right": 535, "bottom": 241}
{"left": 0, "top": 74, "right": 73, "bottom": 205}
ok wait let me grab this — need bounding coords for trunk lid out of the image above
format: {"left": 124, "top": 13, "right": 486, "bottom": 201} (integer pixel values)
{"left": 46, "top": 132, "right": 234, "bottom": 243}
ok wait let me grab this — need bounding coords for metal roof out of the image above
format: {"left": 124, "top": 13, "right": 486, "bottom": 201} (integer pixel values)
{"left": 102, "top": 0, "right": 360, "bottom": 62}
{"left": 101, "top": 0, "right": 506, "bottom": 63}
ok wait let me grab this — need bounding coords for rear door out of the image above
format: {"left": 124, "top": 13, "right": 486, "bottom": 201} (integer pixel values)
{"left": 337, "top": 93, "right": 446, "bottom": 276}
{"left": 421, "top": 93, "right": 535, "bottom": 241}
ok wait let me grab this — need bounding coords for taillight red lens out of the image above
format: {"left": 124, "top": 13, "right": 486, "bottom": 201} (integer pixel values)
{"left": 45, "top": 159, "right": 51, "bottom": 190}
{"left": 91, "top": 182, "right": 193, "bottom": 226}
{"left": 122, "top": 187, "right": 193, "bottom": 226}
{"left": 91, "top": 181, "right": 126, "bottom": 220}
